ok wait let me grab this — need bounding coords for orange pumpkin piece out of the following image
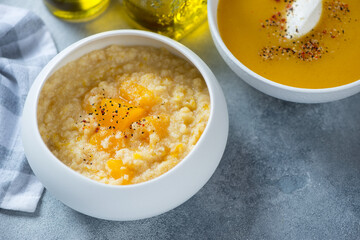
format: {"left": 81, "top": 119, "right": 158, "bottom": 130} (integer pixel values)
{"left": 96, "top": 98, "right": 146, "bottom": 131}
{"left": 107, "top": 159, "right": 134, "bottom": 184}
{"left": 144, "top": 114, "right": 170, "bottom": 138}
{"left": 120, "top": 81, "right": 157, "bottom": 107}
{"left": 89, "top": 131, "right": 125, "bottom": 153}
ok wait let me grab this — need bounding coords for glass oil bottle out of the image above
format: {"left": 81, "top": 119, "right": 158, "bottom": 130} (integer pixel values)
{"left": 43, "top": 0, "right": 110, "bottom": 22}
{"left": 123, "top": 0, "right": 207, "bottom": 40}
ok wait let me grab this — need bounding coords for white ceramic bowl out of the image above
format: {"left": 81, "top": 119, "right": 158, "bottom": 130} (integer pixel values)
{"left": 21, "top": 30, "right": 228, "bottom": 221}
{"left": 208, "top": 0, "right": 360, "bottom": 103}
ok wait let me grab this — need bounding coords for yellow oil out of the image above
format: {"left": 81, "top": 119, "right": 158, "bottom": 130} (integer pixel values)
{"left": 123, "top": 0, "right": 207, "bottom": 40}
{"left": 44, "top": 0, "right": 110, "bottom": 22}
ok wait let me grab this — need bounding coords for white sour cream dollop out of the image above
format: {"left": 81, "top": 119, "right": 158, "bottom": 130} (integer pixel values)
{"left": 286, "top": 0, "right": 323, "bottom": 39}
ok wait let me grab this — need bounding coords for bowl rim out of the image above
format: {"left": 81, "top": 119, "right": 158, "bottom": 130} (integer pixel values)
{"left": 31, "top": 29, "right": 221, "bottom": 190}
{"left": 207, "top": 0, "right": 360, "bottom": 93}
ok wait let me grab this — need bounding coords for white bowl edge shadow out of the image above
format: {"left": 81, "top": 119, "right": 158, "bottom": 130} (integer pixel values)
{"left": 207, "top": 0, "right": 360, "bottom": 103}
{"left": 21, "top": 30, "right": 229, "bottom": 221}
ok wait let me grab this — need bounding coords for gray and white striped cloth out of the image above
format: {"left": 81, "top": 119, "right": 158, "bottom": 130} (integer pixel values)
{"left": 0, "top": 5, "right": 57, "bottom": 212}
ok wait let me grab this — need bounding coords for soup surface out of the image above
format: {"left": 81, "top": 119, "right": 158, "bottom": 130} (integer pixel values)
{"left": 218, "top": 0, "right": 360, "bottom": 88}
{"left": 38, "top": 45, "right": 210, "bottom": 185}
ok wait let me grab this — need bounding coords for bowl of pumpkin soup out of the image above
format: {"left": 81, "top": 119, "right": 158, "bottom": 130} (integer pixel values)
{"left": 21, "top": 30, "right": 228, "bottom": 220}
{"left": 208, "top": 0, "right": 360, "bottom": 103}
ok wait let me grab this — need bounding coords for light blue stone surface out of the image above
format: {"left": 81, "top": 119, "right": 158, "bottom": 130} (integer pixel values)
{"left": 1, "top": 1, "right": 360, "bottom": 239}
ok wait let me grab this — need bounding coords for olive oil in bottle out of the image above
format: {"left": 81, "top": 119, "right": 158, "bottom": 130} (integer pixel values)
{"left": 44, "top": 0, "right": 110, "bottom": 22}
{"left": 123, "top": 0, "right": 207, "bottom": 40}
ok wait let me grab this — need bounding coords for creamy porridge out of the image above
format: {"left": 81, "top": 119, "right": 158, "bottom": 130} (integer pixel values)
{"left": 37, "top": 45, "right": 210, "bottom": 185}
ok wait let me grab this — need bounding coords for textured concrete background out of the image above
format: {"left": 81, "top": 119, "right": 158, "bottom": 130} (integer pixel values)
{"left": 1, "top": 0, "right": 360, "bottom": 239}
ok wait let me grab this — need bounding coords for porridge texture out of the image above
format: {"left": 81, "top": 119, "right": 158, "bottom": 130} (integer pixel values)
{"left": 37, "top": 45, "right": 210, "bottom": 185}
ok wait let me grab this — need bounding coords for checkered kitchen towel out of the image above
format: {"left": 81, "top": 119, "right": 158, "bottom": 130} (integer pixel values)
{"left": 0, "top": 5, "right": 57, "bottom": 212}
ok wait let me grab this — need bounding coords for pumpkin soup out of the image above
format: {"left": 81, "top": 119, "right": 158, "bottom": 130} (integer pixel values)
{"left": 218, "top": 0, "right": 360, "bottom": 88}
